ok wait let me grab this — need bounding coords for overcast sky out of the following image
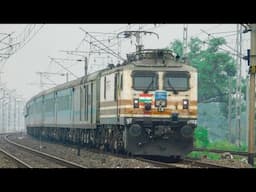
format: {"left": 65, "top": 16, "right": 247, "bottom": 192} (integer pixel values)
{"left": 0, "top": 24, "right": 250, "bottom": 101}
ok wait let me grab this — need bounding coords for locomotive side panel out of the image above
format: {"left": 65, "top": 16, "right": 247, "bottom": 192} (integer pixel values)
{"left": 100, "top": 72, "right": 118, "bottom": 124}
{"left": 119, "top": 69, "right": 133, "bottom": 116}
{"left": 99, "top": 69, "right": 134, "bottom": 125}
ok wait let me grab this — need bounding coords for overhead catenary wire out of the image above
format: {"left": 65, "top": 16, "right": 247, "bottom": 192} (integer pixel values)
{"left": 80, "top": 27, "right": 126, "bottom": 61}
{"left": 200, "top": 38, "right": 245, "bottom": 58}
{"left": 82, "top": 37, "right": 124, "bottom": 62}
{"left": 49, "top": 57, "right": 79, "bottom": 79}
{"left": 42, "top": 75, "right": 57, "bottom": 86}
{"left": 210, "top": 30, "right": 237, "bottom": 35}
{"left": 0, "top": 32, "right": 14, "bottom": 45}
{"left": 74, "top": 24, "right": 136, "bottom": 68}
{"left": 200, "top": 29, "right": 245, "bottom": 58}
{"left": 50, "top": 25, "right": 132, "bottom": 76}
{"left": 0, "top": 24, "right": 45, "bottom": 72}
{"left": 191, "top": 24, "right": 223, "bottom": 37}
{"left": 54, "top": 30, "right": 119, "bottom": 74}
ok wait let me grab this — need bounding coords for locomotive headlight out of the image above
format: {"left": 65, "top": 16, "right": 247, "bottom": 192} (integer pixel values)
{"left": 183, "top": 99, "right": 189, "bottom": 109}
{"left": 133, "top": 98, "right": 139, "bottom": 108}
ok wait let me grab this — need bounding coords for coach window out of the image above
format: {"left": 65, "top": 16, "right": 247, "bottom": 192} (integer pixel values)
{"left": 163, "top": 71, "right": 190, "bottom": 91}
{"left": 132, "top": 71, "right": 158, "bottom": 92}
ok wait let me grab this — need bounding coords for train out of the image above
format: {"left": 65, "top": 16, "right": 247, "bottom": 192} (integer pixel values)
{"left": 25, "top": 42, "right": 198, "bottom": 160}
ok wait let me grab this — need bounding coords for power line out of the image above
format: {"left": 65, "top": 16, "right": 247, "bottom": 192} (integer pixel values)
{"left": 200, "top": 29, "right": 245, "bottom": 58}
{"left": 112, "top": 24, "right": 134, "bottom": 33}
{"left": 80, "top": 27, "right": 126, "bottom": 61}
{"left": 201, "top": 39, "right": 243, "bottom": 58}
{"left": 220, "top": 33, "right": 237, "bottom": 38}
{"left": 0, "top": 32, "right": 14, "bottom": 45}
{"left": 49, "top": 57, "right": 79, "bottom": 78}
{"left": 191, "top": 24, "right": 223, "bottom": 37}
{"left": 0, "top": 24, "right": 45, "bottom": 71}
{"left": 82, "top": 35, "right": 124, "bottom": 61}
{"left": 211, "top": 30, "right": 237, "bottom": 35}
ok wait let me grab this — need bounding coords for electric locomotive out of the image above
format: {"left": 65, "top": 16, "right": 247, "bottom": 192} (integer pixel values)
{"left": 25, "top": 31, "right": 197, "bottom": 160}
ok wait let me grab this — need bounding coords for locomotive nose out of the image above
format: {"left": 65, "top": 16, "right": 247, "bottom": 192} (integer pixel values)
{"left": 180, "top": 125, "right": 193, "bottom": 138}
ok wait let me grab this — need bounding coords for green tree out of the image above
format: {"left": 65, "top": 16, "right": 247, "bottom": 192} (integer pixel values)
{"left": 169, "top": 39, "right": 183, "bottom": 57}
{"left": 168, "top": 37, "right": 237, "bottom": 117}
{"left": 188, "top": 37, "right": 236, "bottom": 104}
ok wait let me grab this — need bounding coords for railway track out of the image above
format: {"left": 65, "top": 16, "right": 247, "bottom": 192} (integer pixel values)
{"left": 0, "top": 148, "right": 32, "bottom": 168}
{"left": 136, "top": 157, "right": 235, "bottom": 168}
{"left": 193, "top": 147, "right": 255, "bottom": 157}
{"left": 182, "top": 158, "right": 235, "bottom": 168}
{"left": 3, "top": 133, "right": 239, "bottom": 168}
{"left": 0, "top": 134, "right": 87, "bottom": 168}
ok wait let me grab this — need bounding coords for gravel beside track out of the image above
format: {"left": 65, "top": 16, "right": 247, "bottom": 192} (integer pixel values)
{"left": 8, "top": 133, "right": 159, "bottom": 168}
{"left": 0, "top": 151, "right": 20, "bottom": 168}
{"left": 0, "top": 135, "right": 66, "bottom": 168}
{"left": 4, "top": 133, "right": 253, "bottom": 168}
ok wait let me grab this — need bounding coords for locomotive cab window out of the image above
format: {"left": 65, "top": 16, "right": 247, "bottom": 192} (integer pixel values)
{"left": 132, "top": 71, "right": 158, "bottom": 91}
{"left": 163, "top": 71, "right": 190, "bottom": 91}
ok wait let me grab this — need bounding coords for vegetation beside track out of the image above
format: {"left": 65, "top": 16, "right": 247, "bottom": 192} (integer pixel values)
{"left": 187, "top": 126, "right": 248, "bottom": 160}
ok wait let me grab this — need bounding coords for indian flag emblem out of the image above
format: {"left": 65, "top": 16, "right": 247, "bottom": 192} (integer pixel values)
{"left": 139, "top": 93, "right": 153, "bottom": 103}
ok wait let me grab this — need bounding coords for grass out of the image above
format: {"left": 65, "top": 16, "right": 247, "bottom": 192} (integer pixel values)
{"left": 188, "top": 126, "right": 248, "bottom": 160}
{"left": 187, "top": 151, "right": 220, "bottom": 160}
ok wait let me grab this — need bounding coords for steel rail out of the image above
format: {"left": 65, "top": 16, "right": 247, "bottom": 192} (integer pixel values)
{"left": 4, "top": 135, "right": 87, "bottom": 168}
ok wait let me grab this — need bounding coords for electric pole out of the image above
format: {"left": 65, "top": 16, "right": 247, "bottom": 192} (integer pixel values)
{"left": 228, "top": 76, "right": 232, "bottom": 142}
{"left": 77, "top": 57, "right": 88, "bottom": 78}
{"left": 235, "top": 24, "right": 242, "bottom": 147}
{"left": 60, "top": 50, "right": 89, "bottom": 78}
{"left": 183, "top": 24, "right": 188, "bottom": 60}
{"left": 248, "top": 24, "right": 256, "bottom": 166}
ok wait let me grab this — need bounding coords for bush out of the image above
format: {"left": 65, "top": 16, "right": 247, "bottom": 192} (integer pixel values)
{"left": 194, "top": 126, "right": 209, "bottom": 148}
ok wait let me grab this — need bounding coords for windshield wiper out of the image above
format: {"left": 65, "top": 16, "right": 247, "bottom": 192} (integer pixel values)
{"left": 168, "top": 79, "right": 178, "bottom": 94}
{"left": 144, "top": 78, "right": 154, "bottom": 93}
